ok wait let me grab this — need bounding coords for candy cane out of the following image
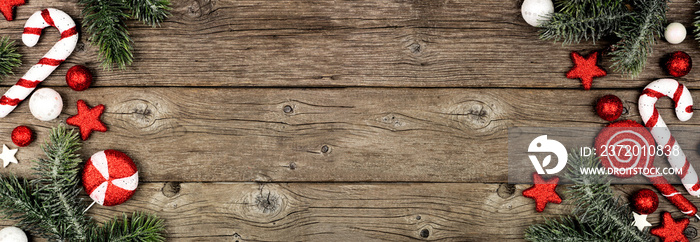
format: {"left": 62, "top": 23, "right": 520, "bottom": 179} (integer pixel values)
{"left": 639, "top": 78, "right": 700, "bottom": 197}
{"left": 0, "top": 8, "right": 77, "bottom": 117}
{"left": 596, "top": 120, "right": 698, "bottom": 216}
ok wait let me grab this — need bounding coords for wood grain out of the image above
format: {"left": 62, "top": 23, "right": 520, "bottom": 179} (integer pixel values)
{"left": 1, "top": 182, "right": 695, "bottom": 241}
{"left": 2, "top": 87, "right": 699, "bottom": 183}
{"left": 0, "top": 0, "right": 698, "bottom": 88}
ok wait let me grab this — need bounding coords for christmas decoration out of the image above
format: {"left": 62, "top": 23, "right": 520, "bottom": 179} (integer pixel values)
{"left": 11, "top": 126, "right": 32, "bottom": 147}
{"left": 595, "top": 95, "right": 623, "bottom": 121}
{"left": 0, "top": 37, "right": 21, "bottom": 80}
{"left": 0, "top": 0, "right": 24, "bottom": 21}
{"left": 632, "top": 189, "right": 659, "bottom": 215}
{"left": 540, "top": 0, "right": 668, "bottom": 76}
{"left": 0, "top": 145, "right": 17, "bottom": 168}
{"left": 0, "top": 227, "right": 27, "bottom": 242}
{"left": 0, "top": 125, "right": 164, "bottom": 241}
{"left": 525, "top": 149, "right": 653, "bottom": 241}
{"left": 521, "top": 0, "right": 554, "bottom": 27}
{"left": 522, "top": 173, "right": 561, "bottom": 212}
{"left": 595, "top": 120, "right": 654, "bottom": 178}
{"left": 79, "top": 0, "right": 171, "bottom": 69}
{"left": 66, "top": 65, "right": 93, "bottom": 91}
{"left": 633, "top": 212, "right": 652, "bottom": 231}
{"left": 0, "top": 9, "right": 77, "bottom": 118}
{"left": 664, "top": 22, "right": 686, "bottom": 44}
{"left": 639, "top": 79, "right": 700, "bottom": 196}
{"left": 82, "top": 150, "right": 138, "bottom": 206}
{"left": 595, "top": 119, "right": 697, "bottom": 216}
{"left": 650, "top": 212, "right": 689, "bottom": 242}
{"left": 66, "top": 100, "right": 107, "bottom": 140}
{"left": 566, "top": 51, "right": 606, "bottom": 90}
{"left": 28, "top": 88, "right": 63, "bottom": 121}
{"left": 664, "top": 51, "right": 692, "bottom": 77}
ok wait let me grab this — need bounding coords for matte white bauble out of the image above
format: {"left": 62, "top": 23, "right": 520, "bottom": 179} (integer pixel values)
{"left": 665, "top": 22, "right": 686, "bottom": 44}
{"left": 29, "top": 88, "right": 63, "bottom": 121}
{"left": 0, "top": 227, "right": 27, "bottom": 242}
{"left": 521, "top": 0, "right": 554, "bottom": 27}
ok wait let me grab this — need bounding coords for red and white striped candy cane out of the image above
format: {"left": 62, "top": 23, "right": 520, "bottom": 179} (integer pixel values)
{"left": 639, "top": 78, "right": 700, "bottom": 198}
{"left": 0, "top": 8, "right": 77, "bottom": 118}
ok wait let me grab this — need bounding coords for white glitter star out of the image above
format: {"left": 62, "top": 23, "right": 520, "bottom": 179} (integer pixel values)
{"left": 0, "top": 144, "right": 18, "bottom": 168}
{"left": 633, "top": 212, "right": 651, "bottom": 231}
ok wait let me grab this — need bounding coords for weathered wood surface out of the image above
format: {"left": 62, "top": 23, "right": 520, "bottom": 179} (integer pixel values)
{"left": 1, "top": 87, "right": 699, "bottom": 183}
{"left": 0, "top": 0, "right": 698, "bottom": 88}
{"left": 2, "top": 183, "right": 696, "bottom": 241}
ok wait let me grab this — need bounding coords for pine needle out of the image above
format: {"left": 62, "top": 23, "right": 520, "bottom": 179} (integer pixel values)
{"left": 127, "top": 0, "right": 171, "bottom": 27}
{"left": 0, "top": 37, "right": 21, "bottom": 80}
{"left": 88, "top": 212, "right": 166, "bottom": 242}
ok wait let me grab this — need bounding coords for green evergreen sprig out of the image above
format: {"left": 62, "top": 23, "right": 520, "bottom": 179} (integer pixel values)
{"left": 524, "top": 149, "right": 653, "bottom": 242}
{"left": 540, "top": 0, "right": 668, "bottom": 77}
{"left": 79, "top": 0, "right": 171, "bottom": 69}
{"left": 693, "top": 1, "right": 700, "bottom": 45}
{"left": 0, "top": 125, "right": 166, "bottom": 241}
{"left": 0, "top": 37, "right": 21, "bottom": 80}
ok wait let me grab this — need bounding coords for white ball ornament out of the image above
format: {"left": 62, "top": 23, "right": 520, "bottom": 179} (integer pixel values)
{"left": 0, "top": 227, "right": 27, "bottom": 242}
{"left": 29, "top": 88, "right": 63, "bottom": 121}
{"left": 521, "top": 0, "right": 554, "bottom": 27}
{"left": 665, "top": 22, "right": 686, "bottom": 44}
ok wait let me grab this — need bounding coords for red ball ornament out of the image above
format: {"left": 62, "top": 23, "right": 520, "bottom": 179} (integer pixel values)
{"left": 11, "top": 125, "right": 33, "bottom": 147}
{"left": 631, "top": 189, "right": 659, "bottom": 215}
{"left": 595, "top": 95, "right": 624, "bottom": 121}
{"left": 82, "top": 150, "right": 138, "bottom": 206}
{"left": 665, "top": 51, "right": 692, "bottom": 77}
{"left": 66, "top": 65, "right": 93, "bottom": 91}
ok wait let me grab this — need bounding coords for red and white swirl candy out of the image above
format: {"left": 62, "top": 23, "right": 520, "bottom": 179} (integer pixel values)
{"left": 0, "top": 8, "right": 77, "bottom": 118}
{"left": 639, "top": 78, "right": 700, "bottom": 197}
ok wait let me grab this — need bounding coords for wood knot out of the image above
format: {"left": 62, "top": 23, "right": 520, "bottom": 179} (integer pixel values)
{"left": 448, "top": 100, "right": 493, "bottom": 130}
{"left": 162, "top": 182, "right": 181, "bottom": 198}
{"left": 255, "top": 190, "right": 281, "bottom": 214}
{"left": 283, "top": 105, "right": 293, "bottom": 113}
{"left": 419, "top": 228, "right": 430, "bottom": 239}
{"left": 321, "top": 145, "right": 330, "bottom": 154}
{"left": 381, "top": 114, "right": 405, "bottom": 128}
{"left": 75, "top": 41, "right": 85, "bottom": 52}
{"left": 187, "top": 0, "right": 216, "bottom": 18}
{"left": 685, "top": 226, "right": 697, "bottom": 239}
{"left": 408, "top": 42, "right": 422, "bottom": 54}
{"left": 232, "top": 232, "right": 244, "bottom": 242}
{"left": 496, "top": 183, "right": 516, "bottom": 198}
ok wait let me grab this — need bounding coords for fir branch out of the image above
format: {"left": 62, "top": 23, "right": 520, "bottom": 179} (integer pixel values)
{"left": 126, "top": 0, "right": 171, "bottom": 27}
{"left": 79, "top": 0, "right": 133, "bottom": 69}
{"left": 0, "top": 174, "right": 59, "bottom": 239}
{"left": 32, "top": 125, "right": 92, "bottom": 241}
{"left": 609, "top": 0, "right": 667, "bottom": 77}
{"left": 540, "top": 0, "right": 631, "bottom": 44}
{"left": 694, "top": 1, "right": 700, "bottom": 44}
{"left": 88, "top": 212, "right": 166, "bottom": 242}
{"left": 0, "top": 37, "right": 21, "bottom": 80}
{"left": 524, "top": 149, "right": 653, "bottom": 242}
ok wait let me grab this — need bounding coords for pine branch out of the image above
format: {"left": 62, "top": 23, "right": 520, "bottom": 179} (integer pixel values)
{"left": 79, "top": 0, "right": 133, "bottom": 69}
{"left": 32, "top": 125, "right": 92, "bottom": 241}
{"left": 540, "top": 0, "right": 631, "bottom": 44}
{"left": 0, "top": 174, "right": 60, "bottom": 239}
{"left": 609, "top": 0, "right": 667, "bottom": 77}
{"left": 693, "top": 1, "right": 700, "bottom": 44}
{"left": 126, "top": 0, "right": 171, "bottom": 27}
{"left": 88, "top": 212, "right": 166, "bottom": 242}
{"left": 0, "top": 37, "right": 21, "bottom": 80}
{"left": 524, "top": 149, "right": 653, "bottom": 242}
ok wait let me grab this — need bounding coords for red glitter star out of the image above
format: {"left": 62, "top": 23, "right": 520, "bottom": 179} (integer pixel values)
{"left": 651, "top": 212, "right": 689, "bottom": 242}
{"left": 0, "top": 0, "right": 25, "bottom": 21}
{"left": 522, "top": 173, "right": 561, "bottom": 212}
{"left": 66, "top": 100, "right": 107, "bottom": 140}
{"left": 566, "top": 51, "right": 607, "bottom": 90}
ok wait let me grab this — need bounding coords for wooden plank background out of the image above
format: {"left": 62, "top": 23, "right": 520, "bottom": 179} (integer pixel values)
{"left": 1, "top": 0, "right": 700, "bottom": 241}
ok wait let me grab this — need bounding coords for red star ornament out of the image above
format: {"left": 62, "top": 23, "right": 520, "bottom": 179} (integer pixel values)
{"left": 650, "top": 212, "right": 689, "bottom": 242}
{"left": 66, "top": 100, "right": 107, "bottom": 140}
{"left": 522, "top": 173, "right": 562, "bottom": 212}
{"left": 566, "top": 51, "right": 607, "bottom": 90}
{"left": 0, "top": 0, "right": 25, "bottom": 21}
